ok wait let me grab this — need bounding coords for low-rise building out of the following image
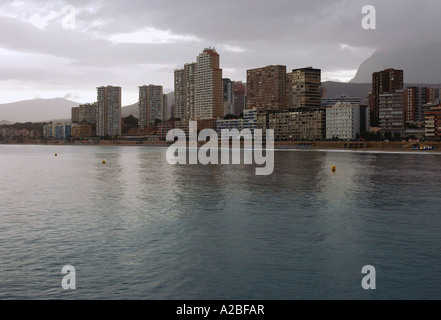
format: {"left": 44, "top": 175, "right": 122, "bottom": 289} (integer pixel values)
{"left": 216, "top": 118, "right": 243, "bottom": 134}
{"left": 326, "top": 103, "right": 370, "bottom": 140}
{"left": 425, "top": 106, "right": 441, "bottom": 140}
{"left": 258, "top": 108, "right": 326, "bottom": 141}
{"left": 71, "top": 124, "right": 92, "bottom": 140}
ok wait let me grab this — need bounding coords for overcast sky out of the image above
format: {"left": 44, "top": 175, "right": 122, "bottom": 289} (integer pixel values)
{"left": 0, "top": 0, "right": 440, "bottom": 105}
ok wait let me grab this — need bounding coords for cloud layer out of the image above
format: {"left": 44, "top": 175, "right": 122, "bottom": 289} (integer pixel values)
{"left": 0, "top": 0, "right": 440, "bottom": 104}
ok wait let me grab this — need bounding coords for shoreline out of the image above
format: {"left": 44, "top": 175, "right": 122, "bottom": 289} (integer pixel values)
{"left": 1, "top": 140, "right": 441, "bottom": 153}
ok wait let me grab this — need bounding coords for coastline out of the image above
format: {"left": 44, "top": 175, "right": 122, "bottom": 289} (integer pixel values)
{"left": 1, "top": 140, "right": 441, "bottom": 153}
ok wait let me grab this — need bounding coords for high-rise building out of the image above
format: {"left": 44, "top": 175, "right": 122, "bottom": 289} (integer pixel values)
{"left": 403, "top": 87, "right": 420, "bottom": 124}
{"left": 97, "top": 86, "right": 122, "bottom": 137}
{"left": 246, "top": 65, "right": 287, "bottom": 111}
{"left": 379, "top": 90, "right": 404, "bottom": 134}
{"left": 184, "top": 63, "right": 197, "bottom": 119}
{"left": 174, "top": 48, "right": 223, "bottom": 120}
{"left": 370, "top": 68, "right": 404, "bottom": 119}
{"left": 286, "top": 72, "right": 293, "bottom": 109}
{"left": 174, "top": 69, "right": 186, "bottom": 120}
{"left": 291, "top": 67, "right": 321, "bottom": 108}
{"left": 233, "top": 81, "right": 246, "bottom": 116}
{"left": 163, "top": 94, "right": 168, "bottom": 121}
{"left": 138, "top": 85, "right": 163, "bottom": 130}
{"left": 195, "top": 48, "right": 223, "bottom": 119}
{"left": 223, "top": 78, "right": 234, "bottom": 116}
{"left": 78, "top": 103, "right": 97, "bottom": 124}
{"left": 71, "top": 107, "right": 80, "bottom": 123}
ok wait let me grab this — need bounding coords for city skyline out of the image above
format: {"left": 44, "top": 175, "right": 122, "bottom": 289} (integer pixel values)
{"left": 2, "top": 0, "right": 441, "bottom": 106}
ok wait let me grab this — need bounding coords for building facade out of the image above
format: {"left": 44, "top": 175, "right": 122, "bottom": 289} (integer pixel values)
{"left": 326, "top": 103, "right": 370, "bottom": 140}
{"left": 321, "top": 95, "right": 362, "bottom": 107}
{"left": 71, "top": 107, "right": 80, "bottom": 123}
{"left": 258, "top": 108, "right": 326, "bottom": 141}
{"left": 370, "top": 68, "right": 404, "bottom": 119}
{"left": 97, "top": 86, "right": 122, "bottom": 137}
{"left": 195, "top": 48, "right": 223, "bottom": 120}
{"left": 379, "top": 90, "right": 404, "bottom": 134}
{"left": 233, "top": 81, "right": 246, "bottom": 116}
{"left": 174, "top": 48, "right": 223, "bottom": 120}
{"left": 425, "top": 106, "right": 441, "bottom": 140}
{"left": 174, "top": 69, "right": 186, "bottom": 120}
{"left": 291, "top": 67, "right": 321, "bottom": 108}
{"left": 79, "top": 103, "right": 97, "bottom": 124}
{"left": 246, "top": 65, "right": 287, "bottom": 111}
{"left": 223, "top": 78, "right": 234, "bottom": 116}
{"left": 139, "top": 85, "right": 164, "bottom": 130}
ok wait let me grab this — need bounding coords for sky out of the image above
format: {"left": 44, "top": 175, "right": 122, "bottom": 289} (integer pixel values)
{"left": 0, "top": 0, "right": 440, "bottom": 106}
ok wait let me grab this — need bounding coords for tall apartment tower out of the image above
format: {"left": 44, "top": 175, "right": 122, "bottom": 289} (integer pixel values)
{"left": 403, "top": 87, "right": 420, "bottom": 123}
{"left": 163, "top": 94, "right": 168, "bottom": 121}
{"left": 291, "top": 67, "right": 321, "bottom": 108}
{"left": 195, "top": 48, "right": 223, "bottom": 119}
{"left": 174, "top": 49, "right": 223, "bottom": 120}
{"left": 223, "top": 78, "right": 234, "bottom": 116}
{"left": 246, "top": 65, "right": 287, "bottom": 111}
{"left": 96, "top": 86, "right": 122, "bottom": 137}
{"left": 174, "top": 69, "right": 185, "bottom": 120}
{"left": 286, "top": 72, "right": 293, "bottom": 109}
{"left": 184, "top": 62, "right": 197, "bottom": 119}
{"left": 370, "top": 68, "right": 404, "bottom": 118}
{"left": 139, "top": 85, "right": 164, "bottom": 130}
{"left": 233, "top": 81, "right": 246, "bottom": 116}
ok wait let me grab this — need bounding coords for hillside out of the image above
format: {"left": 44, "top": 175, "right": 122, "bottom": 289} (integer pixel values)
{"left": 0, "top": 98, "right": 79, "bottom": 123}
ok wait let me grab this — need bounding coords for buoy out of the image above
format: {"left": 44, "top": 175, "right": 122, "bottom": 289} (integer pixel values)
{"left": 55, "top": 154, "right": 58, "bottom": 157}
{"left": 102, "top": 160, "right": 106, "bottom": 164}
{"left": 332, "top": 165, "right": 336, "bottom": 172}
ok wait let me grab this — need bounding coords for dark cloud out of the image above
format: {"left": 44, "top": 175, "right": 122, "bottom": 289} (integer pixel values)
{"left": 0, "top": 0, "right": 440, "bottom": 104}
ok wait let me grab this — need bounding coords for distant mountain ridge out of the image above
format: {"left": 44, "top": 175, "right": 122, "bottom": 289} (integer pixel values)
{"left": 322, "top": 81, "right": 441, "bottom": 104}
{"left": 351, "top": 42, "right": 441, "bottom": 83}
{"left": 0, "top": 98, "right": 79, "bottom": 123}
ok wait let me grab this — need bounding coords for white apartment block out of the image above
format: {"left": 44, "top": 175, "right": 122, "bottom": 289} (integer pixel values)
{"left": 326, "top": 103, "right": 370, "bottom": 140}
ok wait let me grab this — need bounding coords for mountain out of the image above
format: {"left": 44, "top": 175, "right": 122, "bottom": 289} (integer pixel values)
{"left": 122, "top": 103, "right": 138, "bottom": 118}
{"left": 0, "top": 120, "right": 14, "bottom": 125}
{"left": 0, "top": 98, "right": 79, "bottom": 123}
{"left": 322, "top": 81, "right": 371, "bottom": 102}
{"left": 322, "top": 81, "right": 441, "bottom": 104}
{"left": 351, "top": 42, "right": 441, "bottom": 84}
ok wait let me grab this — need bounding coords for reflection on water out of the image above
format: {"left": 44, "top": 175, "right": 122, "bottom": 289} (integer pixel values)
{"left": 1, "top": 145, "right": 441, "bottom": 299}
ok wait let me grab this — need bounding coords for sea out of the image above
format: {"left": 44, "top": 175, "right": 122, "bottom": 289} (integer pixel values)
{"left": 1, "top": 144, "right": 441, "bottom": 300}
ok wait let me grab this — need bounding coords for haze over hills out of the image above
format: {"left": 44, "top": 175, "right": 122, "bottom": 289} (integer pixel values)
{"left": 2, "top": 81, "right": 441, "bottom": 124}
{"left": 0, "top": 92, "right": 175, "bottom": 123}
{"left": 321, "top": 82, "right": 441, "bottom": 104}
{"left": 0, "top": 98, "right": 79, "bottom": 123}
{"left": 351, "top": 42, "right": 441, "bottom": 84}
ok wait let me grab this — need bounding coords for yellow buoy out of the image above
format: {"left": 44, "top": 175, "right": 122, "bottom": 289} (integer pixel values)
{"left": 102, "top": 160, "right": 106, "bottom": 164}
{"left": 332, "top": 165, "right": 336, "bottom": 172}
{"left": 55, "top": 154, "right": 58, "bottom": 157}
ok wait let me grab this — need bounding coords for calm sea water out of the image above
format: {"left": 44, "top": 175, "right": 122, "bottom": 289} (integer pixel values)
{"left": 1, "top": 144, "right": 441, "bottom": 300}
